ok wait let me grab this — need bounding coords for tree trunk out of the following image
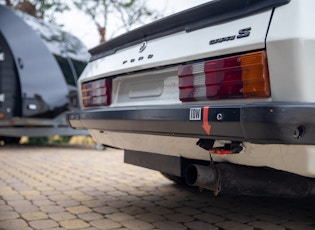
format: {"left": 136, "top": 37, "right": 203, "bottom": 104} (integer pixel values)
{"left": 98, "top": 26, "right": 106, "bottom": 43}
{"left": 5, "top": 0, "right": 12, "bottom": 6}
{"left": 15, "top": 1, "right": 37, "bottom": 18}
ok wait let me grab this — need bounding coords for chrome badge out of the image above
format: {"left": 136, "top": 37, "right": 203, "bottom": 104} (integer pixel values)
{"left": 139, "top": 41, "right": 147, "bottom": 53}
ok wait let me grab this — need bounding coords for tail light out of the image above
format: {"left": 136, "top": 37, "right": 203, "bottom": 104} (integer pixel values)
{"left": 81, "top": 78, "right": 112, "bottom": 107}
{"left": 178, "top": 51, "right": 270, "bottom": 102}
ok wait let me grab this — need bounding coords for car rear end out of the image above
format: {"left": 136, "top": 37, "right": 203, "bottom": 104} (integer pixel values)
{"left": 68, "top": 0, "right": 315, "bottom": 196}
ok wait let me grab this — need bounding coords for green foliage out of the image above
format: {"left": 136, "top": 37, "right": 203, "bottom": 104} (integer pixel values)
{"left": 51, "top": 136, "right": 72, "bottom": 144}
{"left": 122, "top": 0, "right": 135, "bottom": 8}
{"left": 27, "top": 137, "right": 50, "bottom": 145}
{"left": 38, "top": 1, "right": 70, "bottom": 22}
{"left": 26, "top": 136, "right": 72, "bottom": 145}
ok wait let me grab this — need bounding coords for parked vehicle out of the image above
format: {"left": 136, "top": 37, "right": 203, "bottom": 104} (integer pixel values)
{"left": 68, "top": 0, "right": 315, "bottom": 197}
{"left": 0, "top": 5, "right": 89, "bottom": 144}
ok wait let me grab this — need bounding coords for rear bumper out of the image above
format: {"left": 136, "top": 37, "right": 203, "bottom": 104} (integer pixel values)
{"left": 67, "top": 103, "right": 315, "bottom": 145}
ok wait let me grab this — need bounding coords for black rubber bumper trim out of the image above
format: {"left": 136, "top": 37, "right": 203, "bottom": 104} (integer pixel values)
{"left": 67, "top": 103, "right": 315, "bottom": 145}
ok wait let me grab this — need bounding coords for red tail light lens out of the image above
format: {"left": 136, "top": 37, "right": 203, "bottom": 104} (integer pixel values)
{"left": 178, "top": 64, "right": 195, "bottom": 101}
{"left": 178, "top": 51, "right": 270, "bottom": 102}
{"left": 81, "top": 78, "right": 112, "bottom": 107}
{"left": 204, "top": 57, "right": 243, "bottom": 99}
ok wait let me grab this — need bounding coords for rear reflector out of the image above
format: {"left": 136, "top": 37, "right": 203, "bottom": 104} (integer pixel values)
{"left": 178, "top": 51, "right": 270, "bottom": 102}
{"left": 81, "top": 78, "right": 112, "bottom": 107}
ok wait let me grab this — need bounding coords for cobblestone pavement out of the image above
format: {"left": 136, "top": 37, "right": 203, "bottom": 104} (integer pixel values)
{"left": 0, "top": 145, "right": 315, "bottom": 230}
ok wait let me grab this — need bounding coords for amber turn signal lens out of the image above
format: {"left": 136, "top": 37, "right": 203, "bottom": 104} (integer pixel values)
{"left": 241, "top": 51, "right": 270, "bottom": 97}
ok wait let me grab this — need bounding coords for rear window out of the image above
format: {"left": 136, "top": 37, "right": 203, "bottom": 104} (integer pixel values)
{"left": 54, "top": 55, "right": 76, "bottom": 86}
{"left": 72, "top": 59, "right": 86, "bottom": 77}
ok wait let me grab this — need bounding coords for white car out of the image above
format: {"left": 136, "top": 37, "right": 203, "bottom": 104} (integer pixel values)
{"left": 68, "top": 0, "right": 315, "bottom": 197}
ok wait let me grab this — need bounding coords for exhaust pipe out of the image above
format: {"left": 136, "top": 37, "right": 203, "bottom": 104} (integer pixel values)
{"left": 185, "top": 164, "right": 220, "bottom": 194}
{"left": 185, "top": 163, "right": 315, "bottom": 198}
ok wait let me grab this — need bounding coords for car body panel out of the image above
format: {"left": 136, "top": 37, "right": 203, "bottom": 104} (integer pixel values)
{"left": 68, "top": 0, "right": 315, "bottom": 178}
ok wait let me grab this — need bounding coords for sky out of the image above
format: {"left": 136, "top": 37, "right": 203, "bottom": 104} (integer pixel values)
{"left": 56, "top": 0, "right": 210, "bottom": 49}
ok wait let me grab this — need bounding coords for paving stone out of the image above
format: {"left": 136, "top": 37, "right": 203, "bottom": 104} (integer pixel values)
{"left": 66, "top": 205, "right": 92, "bottom": 214}
{"left": 48, "top": 212, "right": 76, "bottom": 221}
{"left": 20, "top": 190, "right": 41, "bottom": 197}
{"left": 133, "top": 200, "right": 155, "bottom": 208}
{"left": 40, "top": 205, "right": 65, "bottom": 214}
{"left": 0, "top": 188, "right": 18, "bottom": 196}
{"left": 120, "top": 206, "right": 146, "bottom": 215}
{"left": 71, "top": 194, "right": 94, "bottom": 202}
{"left": 153, "top": 220, "right": 187, "bottom": 230}
{"left": 32, "top": 199, "right": 55, "bottom": 206}
{"left": 106, "top": 213, "right": 135, "bottom": 222}
{"left": 184, "top": 221, "right": 219, "bottom": 230}
{"left": 216, "top": 220, "right": 254, "bottom": 230}
{"left": 255, "top": 213, "right": 288, "bottom": 224}
{"left": 248, "top": 221, "right": 286, "bottom": 230}
{"left": 224, "top": 213, "right": 257, "bottom": 224}
{"left": 0, "top": 205, "right": 13, "bottom": 212}
{"left": 282, "top": 221, "right": 315, "bottom": 230}
{"left": 201, "top": 206, "right": 230, "bottom": 215}
{"left": 25, "top": 195, "right": 48, "bottom": 201}
{"left": 154, "top": 200, "right": 182, "bottom": 209}
{"left": 165, "top": 213, "right": 194, "bottom": 223}
{"left": 0, "top": 219, "right": 29, "bottom": 230}
{"left": 83, "top": 200, "right": 107, "bottom": 208}
{"left": 13, "top": 204, "right": 39, "bottom": 213}
{"left": 78, "top": 212, "right": 104, "bottom": 221}
{"left": 80, "top": 228, "right": 99, "bottom": 230}
{"left": 106, "top": 191, "right": 128, "bottom": 197}
{"left": 56, "top": 199, "right": 81, "bottom": 207}
{"left": 106, "top": 200, "right": 130, "bottom": 208}
{"left": 7, "top": 199, "right": 31, "bottom": 207}
{"left": 93, "top": 206, "right": 118, "bottom": 215}
{"left": 42, "top": 191, "right": 62, "bottom": 196}
{"left": 121, "top": 219, "right": 154, "bottom": 230}
{"left": 1, "top": 146, "right": 315, "bottom": 230}
{"left": 59, "top": 219, "right": 90, "bottom": 229}
{"left": 175, "top": 207, "right": 202, "bottom": 215}
{"left": 48, "top": 194, "right": 71, "bottom": 202}
{"left": 29, "top": 219, "right": 59, "bottom": 229}
{"left": 21, "top": 211, "right": 48, "bottom": 221}
{"left": 194, "top": 213, "right": 225, "bottom": 224}
{"left": 145, "top": 206, "right": 174, "bottom": 215}
{"left": 35, "top": 186, "right": 55, "bottom": 192}
{"left": 90, "top": 219, "right": 122, "bottom": 229}
{"left": 2, "top": 194, "right": 25, "bottom": 201}
{"left": 135, "top": 212, "right": 166, "bottom": 223}
{"left": 0, "top": 211, "right": 19, "bottom": 221}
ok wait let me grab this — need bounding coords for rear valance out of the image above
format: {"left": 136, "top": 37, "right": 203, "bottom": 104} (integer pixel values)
{"left": 90, "top": 0, "right": 290, "bottom": 61}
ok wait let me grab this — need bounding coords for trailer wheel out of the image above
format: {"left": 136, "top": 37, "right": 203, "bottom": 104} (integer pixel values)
{"left": 161, "top": 173, "right": 187, "bottom": 186}
{"left": 0, "top": 136, "right": 20, "bottom": 145}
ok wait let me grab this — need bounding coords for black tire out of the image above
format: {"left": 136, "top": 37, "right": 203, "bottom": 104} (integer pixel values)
{"left": 161, "top": 173, "right": 188, "bottom": 186}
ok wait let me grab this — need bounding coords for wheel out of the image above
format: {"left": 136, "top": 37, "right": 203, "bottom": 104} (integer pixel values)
{"left": 161, "top": 173, "right": 188, "bottom": 186}
{"left": 0, "top": 136, "right": 20, "bottom": 145}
